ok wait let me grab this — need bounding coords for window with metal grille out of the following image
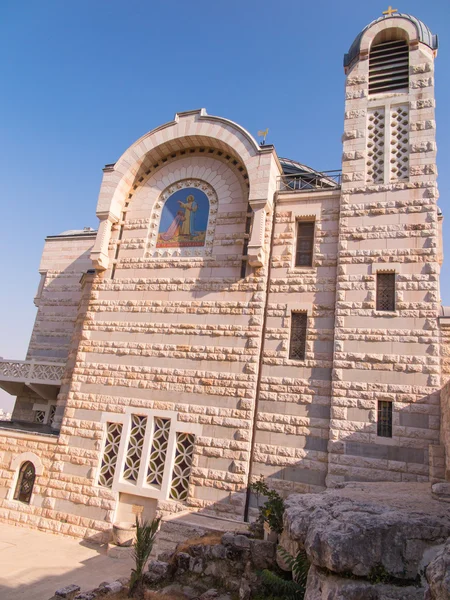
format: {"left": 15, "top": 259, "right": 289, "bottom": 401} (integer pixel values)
{"left": 240, "top": 205, "right": 252, "bottom": 279}
{"left": 377, "top": 401, "right": 392, "bottom": 437}
{"left": 369, "top": 39, "right": 409, "bottom": 95}
{"left": 14, "top": 461, "right": 36, "bottom": 504}
{"left": 289, "top": 312, "right": 307, "bottom": 360}
{"left": 376, "top": 273, "right": 396, "bottom": 311}
{"left": 295, "top": 221, "right": 315, "bottom": 267}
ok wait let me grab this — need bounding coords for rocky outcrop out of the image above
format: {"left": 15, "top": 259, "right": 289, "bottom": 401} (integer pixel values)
{"left": 281, "top": 483, "right": 450, "bottom": 599}
{"left": 425, "top": 539, "right": 450, "bottom": 599}
{"left": 146, "top": 531, "right": 276, "bottom": 598}
{"left": 306, "top": 565, "right": 424, "bottom": 600}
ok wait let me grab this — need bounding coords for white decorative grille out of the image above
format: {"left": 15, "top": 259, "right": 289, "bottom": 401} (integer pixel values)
{"left": 0, "top": 361, "right": 30, "bottom": 379}
{"left": 34, "top": 410, "right": 46, "bottom": 424}
{"left": 170, "top": 433, "right": 195, "bottom": 501}
{"left": 390, "top": 106, "right": 409, "bottom": 181}
{"left": 32, "top": 363, "right": 65, "bottom": 381}
{"left": 0, "top": 360, "right": 64, "bottom": 382}
{"left": 367, "top": 109, "right": 385, "bottom": 184}
{"left": 49, "top": 405, "right": 57, "bottom": 425}
{"left": 147, "top": 418, "right": 170, "bottom": 488}
{"left": 99, "top": 422, "right": 123, "bottom": 488}
{"left": 123, "top": 415, "right": 147, "bottom": 483}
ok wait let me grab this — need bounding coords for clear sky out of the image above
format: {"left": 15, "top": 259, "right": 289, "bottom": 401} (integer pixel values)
{"left": 0, "top": 1, "right": 449, "bottom": 411}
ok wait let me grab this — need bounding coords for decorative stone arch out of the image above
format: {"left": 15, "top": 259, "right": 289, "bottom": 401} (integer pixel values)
{"left": 359, "top": 17, "right": 419, "bottom": 56}
{"left": 8, "top": 452, "right": 43, "bottom": 501}
{"left": 91, "top": 109, "right": 281, "bottom": 270}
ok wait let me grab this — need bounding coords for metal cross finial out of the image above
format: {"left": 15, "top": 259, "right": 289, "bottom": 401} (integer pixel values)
{"left": 257, "top": 128, "right": 269, "bottom": 146}
{"left": 383, "top": 6, "right": 398, "bottom": 16}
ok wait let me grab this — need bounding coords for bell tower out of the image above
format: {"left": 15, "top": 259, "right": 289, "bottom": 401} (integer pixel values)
{"left": 328, "top": 11, "right": 441, "bottom": 486}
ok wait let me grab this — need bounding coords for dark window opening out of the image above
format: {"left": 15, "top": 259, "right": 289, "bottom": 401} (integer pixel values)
{"left": 376, "top": 273, "right": 396, "bottom": 311}
{"left": 289, "top": 312, "right": 307, "bottom": 360}
{"left": 240, "top": 207, "right": 252, "bottom": 279}
{"left": 369, "top": 39, "right": 409, "bottom": 95}
{"left": 13, "top": 461, "right": 36, "bottom": 504}
{"left": 295, "top": 221, "right": 315, "bottom": 267}
{"left": 377, "top": 401, "right": 392, "bottom": 437}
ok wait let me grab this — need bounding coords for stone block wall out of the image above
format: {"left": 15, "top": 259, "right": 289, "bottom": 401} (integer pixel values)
{"left": 56, "top": 147, "right": 279, "bottom": 523}
{"left": 328, "top": 20, "right": 441, "bottom": 486}
{"left": 28, "top": 232, "right": 96, "bottom": 362}
{"left": 250, "top": 190, "right": 339, "bottom": 502}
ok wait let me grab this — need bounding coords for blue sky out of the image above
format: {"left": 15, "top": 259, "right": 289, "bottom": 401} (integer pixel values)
{"left": 0, "top": 1, "right": 449, "bottom": 410}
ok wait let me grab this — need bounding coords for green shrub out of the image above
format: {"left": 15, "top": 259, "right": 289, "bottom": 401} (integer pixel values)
{"left": 259, "top": 546, "right": 310, "bottom": 600}
{"left": 129, "top": 516, "right": 161, "bottom": 598}
{"left": 250, "top": 476, "right": 285, "bottom": 535}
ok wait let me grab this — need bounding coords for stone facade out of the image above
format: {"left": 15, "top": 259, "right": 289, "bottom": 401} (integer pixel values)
{"left": 0, "top": 11, "right": 447, "bottom": 542}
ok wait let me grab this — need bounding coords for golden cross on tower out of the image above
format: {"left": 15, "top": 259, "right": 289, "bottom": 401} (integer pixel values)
{"left": 383, "top": 6, "right": 398, "bottom": 16}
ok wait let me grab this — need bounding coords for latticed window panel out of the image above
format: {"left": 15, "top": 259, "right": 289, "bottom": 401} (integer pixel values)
{"left": 377, "top": 401, "right": 393, "bottom": 438}
{"left": 99, "top": 422, "right": 123, "bottom": 488}
{"left": 14, "top": 461, "right": 36, "bottom": 504}
{"left": 289, "top": 312, "right": 307, "bottom": 361}
{"left": 376, "top": 273, "right": 396, "bottom": 311}
{"left": 49, "top": 405, "right": 56, "bottom": 425}
{"left": 367, "top": 109, "right": 385, "bottom": 183}
{"left": 123, "top": 415, "right": 147, "bottom": 483}
{"left": 34, "top": 410, "right": 46, "bottom": 424}
{"left": 170, "top": 433, "right": 195, "bottom": 501}
{"left": 390, "top": 106, "right": 409, "bottom": 181}
{"left": 295, "top": 221, "right": 315, "bottom": 267}
{"left": 147, "top": 418, "right": 171, "bottom": 488}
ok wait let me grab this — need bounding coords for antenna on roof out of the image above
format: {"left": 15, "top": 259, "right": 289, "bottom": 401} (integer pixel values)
{"left": 257, "top": 128, "right": 269, "bottom": 146}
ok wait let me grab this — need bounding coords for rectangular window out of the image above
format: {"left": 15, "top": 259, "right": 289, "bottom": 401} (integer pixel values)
{"left": 289, "top": 312, "right": 307, "bottom": 360}
{"left": 376, "top": 273, "right": 396, "bottom": 311}
{"left": 367, "top": 108, "right": 385, "bottom": 184}
{"left": 377, "top": 401, "right": 392, "bottom": 437}
{"left": 295, "top": 221, "right": 315, "bottom": 267}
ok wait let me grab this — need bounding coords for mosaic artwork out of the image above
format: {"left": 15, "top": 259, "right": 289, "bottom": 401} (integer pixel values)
{"left": 157, "top": 187, "right": 209, "bottom": 248}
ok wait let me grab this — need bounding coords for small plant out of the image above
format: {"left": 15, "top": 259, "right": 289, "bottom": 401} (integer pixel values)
{"left": 250, "top": 476, "right": 285, "bottom": 535}
{"left": 129, "top": 516, "right": 161, "bottom": 598}
{"left": 260, "top": 546, "right": 310, "bottom": 600}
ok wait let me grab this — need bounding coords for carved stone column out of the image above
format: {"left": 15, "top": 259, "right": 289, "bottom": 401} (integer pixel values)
{"left": 247, "top": 200, "right": 269, "bottom": 267}
{"left": 90, "top": 212, "right": 119, "bottom": 271}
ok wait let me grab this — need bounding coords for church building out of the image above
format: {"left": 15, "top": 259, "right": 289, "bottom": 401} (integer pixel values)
{"left": 0, "top": 10, "right": 446, "bottom": 541}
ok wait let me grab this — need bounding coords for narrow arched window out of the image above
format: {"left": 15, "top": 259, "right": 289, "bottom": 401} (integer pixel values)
{"left": 13, "top": 461, "right": 36, "bottom": 504}
{"left": 369, "top": 31, "right": 409, "bottom": 94}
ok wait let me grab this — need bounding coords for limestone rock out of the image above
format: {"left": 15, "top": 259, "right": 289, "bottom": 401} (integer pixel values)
{"left": 431, "top": 483, "right": 450, "bottom": 503}
{"left": 425, "top": 539, "right": 450, "bottom": 599}
{"left": 283, "top": 490, "right": 450, "bottom": 579}
{"left": 249, "top": 539, "right": 276, "bottom": 570}
{"left": 54, "top": 585, "right": 81, "bottom": 599}
{"left": 305, "top": 565, "right": 424, "bottom": 600}
{"left": 199, "top": 590, "right": 219, "bottom": 600}
{"left": 145, "top": 559, "right": 170, "bottom": 583}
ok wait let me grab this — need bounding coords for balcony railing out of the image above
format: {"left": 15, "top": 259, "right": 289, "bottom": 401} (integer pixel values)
{"left": 278, "top": 170, "right": 342, "bottom": 192}
{"left": 0, "top": 359, "right": 65, "bottom": 385}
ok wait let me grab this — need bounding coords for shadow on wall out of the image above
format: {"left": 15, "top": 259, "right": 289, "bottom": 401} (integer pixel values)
{"left": 5, "top": 247, "right": 94, "bottom": 423}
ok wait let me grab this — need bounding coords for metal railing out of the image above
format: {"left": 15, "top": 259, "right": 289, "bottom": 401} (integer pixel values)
{"left": 278, "top": 170, "right": 342, "bottom": 192}
{"left": 0, "top": 359, "right": 65, "bottom": 384}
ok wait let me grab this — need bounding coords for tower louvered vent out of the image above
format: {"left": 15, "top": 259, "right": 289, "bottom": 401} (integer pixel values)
{"left": 369, "top": 39, "right": 409, "bottom": 94}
